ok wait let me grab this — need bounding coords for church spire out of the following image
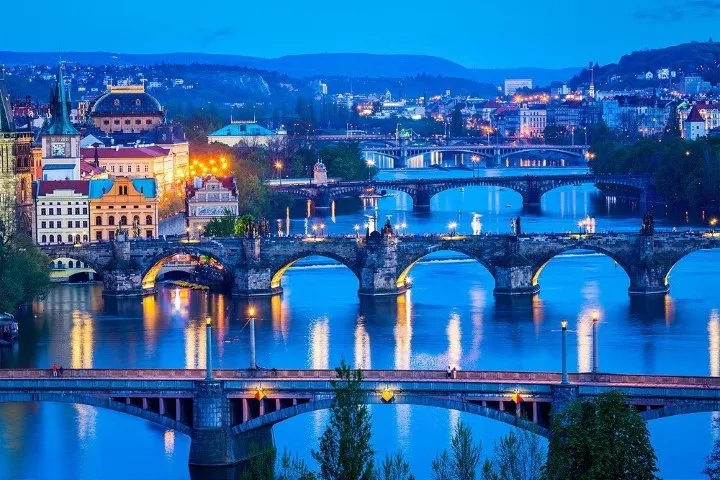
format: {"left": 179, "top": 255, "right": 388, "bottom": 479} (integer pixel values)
{"left": 0, "top": 76, "right": 14, "bottom": 133}
{"left": 42, "top": 63, "right": 78, "bottom": 136}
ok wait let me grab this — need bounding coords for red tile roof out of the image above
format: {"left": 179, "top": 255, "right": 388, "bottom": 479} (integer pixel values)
{"left": 80, "top": 159, "right": 103, "bottom": 176}
{"left": 686, "top": 105, "right": 706, "bottom": 123}
{"left": 186, "top": 175, "right": 237, "bottom": 198}
{"left": 80, "top": 145, "right": 169, "bottom": 159}
{"left": 36, "top": 180, "right": 89, "bottom": 196}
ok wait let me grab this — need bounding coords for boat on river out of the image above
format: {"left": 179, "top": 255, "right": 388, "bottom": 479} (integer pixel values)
{"left": 0, "top": 313, "right": 18, "bottom": 346}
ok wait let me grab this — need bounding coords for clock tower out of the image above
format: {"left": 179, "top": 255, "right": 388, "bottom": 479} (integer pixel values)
{"left": 40, "top": 64, "right": 81, "bottom": 180}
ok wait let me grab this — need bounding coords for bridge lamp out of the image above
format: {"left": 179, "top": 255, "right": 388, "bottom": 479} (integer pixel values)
{"left": 255, "top": 386, "right": 266, "bottom": 401}
{"left": 710, "top": 218, "right": 717, "bottom": 234}
{"left": 381, "top": 388, "right": 394, "bottom": 403}
{"left": 247, "top": 306, "right": 256, "bottom": 319}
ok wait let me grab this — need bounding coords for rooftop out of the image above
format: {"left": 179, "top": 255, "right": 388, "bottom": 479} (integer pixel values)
{"left": 35, "top": 180, "right": 89, "bottom": 197}
{"left": 91, "top": 86, "right": 163, "bottom": 117}
{"left": 209, "top": 122, "right": 278, "bottom": 137}
{"left": 80, "top": 146, "right": 169, "bottom": 159}
{"left": 89, "top": 178, "right": 157, "bottom": 199}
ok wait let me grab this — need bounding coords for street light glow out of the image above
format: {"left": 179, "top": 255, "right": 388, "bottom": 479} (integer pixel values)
{"left": 247, "top": 306, "right": 256, "bottom": 318}
{"left": 561, "top": 320, "right": 568, "bottom": 330}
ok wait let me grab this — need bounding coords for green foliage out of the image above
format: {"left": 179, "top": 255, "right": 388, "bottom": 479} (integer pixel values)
{"left": 319, "top": 143, "right": 375, "bottom": 181}
{"left": 544, "top": 390, "right": 658, "bottom": 480}
{"left": 451, "top": 104, "right": 465, "bottom": 137}
{"left": 480, "top": 429, "right": 545, "bottom": 480}
{"left": 543, "top": 125, "right": 572, "bottom": 145}
{"left": 235, "top": 214, "right": 255, "bottom": 236}
{"left": 0, "top": 233, "right": 51, "bottom": 313}
{"left": 239, "top": 444, "right": 276, "bottom": 480}
{"left": 277, "top": 449, "right": 316, "bottom": 480}
{"left": 375, "top": 451, "right": 413, "bottom": 480}
{"left": 204, "top": 210, "right": 238, "bottom": 237}
{"left": 311, "top": 359, "right": 374, "bottom": 480}
{"left": 432, "top": 422, "right": 482, "bottom": 480}
{"left": 704, "top": 435, "right": 720, "bottom": 479}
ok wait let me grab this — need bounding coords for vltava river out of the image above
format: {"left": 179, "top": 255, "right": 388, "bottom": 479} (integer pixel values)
{"left": 1, "top": 168, "right": 718, "bottom": 479}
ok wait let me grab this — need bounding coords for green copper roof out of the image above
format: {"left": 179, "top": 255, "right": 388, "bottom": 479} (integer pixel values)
{"left": 42, "top": 64, "right": 79, "bottom": 136}
{"left": 0, "top": 79, "right": 14, "bottom": 133}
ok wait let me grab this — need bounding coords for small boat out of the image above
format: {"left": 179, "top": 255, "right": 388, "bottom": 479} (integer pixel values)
{"left": 0, "top": 313, "right": 18, "bottom": 347}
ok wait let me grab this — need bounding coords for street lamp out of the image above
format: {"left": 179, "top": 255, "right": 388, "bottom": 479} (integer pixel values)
{"left": 354, "top": 224, "right": 360, "bottom": 238}
{"left": 561, "top": 320, "right": 568, "bottom": 384}
{"left": 592, "top": 310, "right": 599, "bottom": 375}
{"left": 274, "top": 161, "right": 283, "bottom": 186}
{"left": 247, "top": 306, "right": 257, "bottom": 369}
{"left": 319, "top": 223, "right": 326, "bottom": 236}
{"left": 366, "top": 159, "right": 375, "bottom": 181}
{"left": 312, "top": 224, "right": 318, "bottom": 238}
{"left": 447, "top": 221, "right": 457, "bottom": 237}
{"left": 205, "top": 316, "right": 213, "bottom": 380}
{"left": 710, "top": 218, "right": 717, "bottom": 234}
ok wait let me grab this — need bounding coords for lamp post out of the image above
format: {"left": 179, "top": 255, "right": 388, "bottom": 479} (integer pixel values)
{"left": 561, "top": 320, "right": 568, "bottom": 384}
{"left": 592, "top": 310, "right": 599, "bottom": 375}
{"left": 354, "top": 224, "right": 360, "bottom": 238}
{"left": 710, "top": 218, "right": 717, "bottom": 235}
{"left": 247, "top": 306, "right": 257, "bottom": 370}
{"left": 366, "top": 159, "right": 375, "bottom": 181}
{"left": 205, "top": 316, "right": 213, "bottom": 380}
{"left": 274, "top": 161, "right": 283, "bottom": 186}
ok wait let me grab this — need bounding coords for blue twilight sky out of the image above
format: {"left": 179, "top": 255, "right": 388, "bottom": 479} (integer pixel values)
{"left": 2, "top": 0, "right": 720, "bottom": 68}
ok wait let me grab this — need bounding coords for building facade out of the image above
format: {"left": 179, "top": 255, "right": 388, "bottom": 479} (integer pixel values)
{"left": 33, "top": 180, "right": 90, "bottom": 245}
{"left": 684, "top": 105, "right": 707, "bottom": 140}
{"left": 519, "top": 104, "right": 547, "bottom": 138}
{"left": 80, "top": 145, "right": 180, "bottom": 192}
{"left": 89, "top": 177, "right": 158, "bottom": 241}
{"left": 504, "top": 79, "right": 532, "bottom": 97}
{"left": 185, "top": 176, "right": 238, "bottom": 239}
{"left": 90, "top": 85, "right": 165, "bottom": 133}
{"left": 208, "top": 121, "right": 287, "bottom": 147}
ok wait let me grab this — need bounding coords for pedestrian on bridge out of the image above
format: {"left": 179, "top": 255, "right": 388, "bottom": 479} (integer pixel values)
{"left": 51, "top": 363, "right": 58, "bottom": 377}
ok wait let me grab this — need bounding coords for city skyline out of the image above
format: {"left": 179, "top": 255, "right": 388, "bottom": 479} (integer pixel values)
{"left": 3, "top": 0, "right": 720, "bottom": 69}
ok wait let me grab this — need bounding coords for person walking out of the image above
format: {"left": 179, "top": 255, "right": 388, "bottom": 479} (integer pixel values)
{"left": 59, "top": 365, "right": 64, "bottom": 377}
{"left": 52, "top": 363, "right": 58, "bottom": 377}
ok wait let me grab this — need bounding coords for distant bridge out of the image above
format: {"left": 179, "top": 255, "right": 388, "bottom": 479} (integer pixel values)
{"left": 362, "top": 144, "right": 590, "bottom": 168}
{"left": 38, "top": 232, "right": 719, "bottom": 297}
{"left": 270, "top": 173, "right": 653, "bottom": 210}
{"left": 2, "top": 368, "right": 720, "bottom": 467}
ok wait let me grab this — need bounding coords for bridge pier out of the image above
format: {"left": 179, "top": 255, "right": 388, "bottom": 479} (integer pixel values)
{"left": 412, "top": 188, "right": 432, "bottom": 211}
{"left": 102, "top": 269, "right": 146, "bottom": 296}
{"left": 627, "top": 235, "right": 671, "bottom": 295}
{"left": 189, "top": 381, "right": 274, "bottom": 467}
{"left": 359, "top": 235, "right": 407, "bottom": 297}
{"left": 233, "top": 267, "right": 278, "bottom": 297}
{"left": 492, "top": 264, "right": 539, "bottom": 296}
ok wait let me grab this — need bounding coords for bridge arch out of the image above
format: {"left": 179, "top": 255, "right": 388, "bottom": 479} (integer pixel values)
{"left": 396, "top": 248, "right": 495, "bottom": 289}
{"left": 43, "top": 250, "right": 104, "bottom": 278}
{"left": 531, "top": 246, "right": 632, "bottom": 287}
{"left": 270, "top": 252, "right": 361, "bottom": 290}
{"left": 232, "top": 394, "right": 548, "bottom": 438}
{"left": 640, "top": 402, "right": 720, "bottom": 421}
{"left": 0, "top": 392, "right": 191, "bottom": 435}
{"left": 141, "top": 247, "right": 234, "bottom": 291}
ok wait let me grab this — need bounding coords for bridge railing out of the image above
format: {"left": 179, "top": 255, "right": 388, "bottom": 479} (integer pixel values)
{"left": 2, "top": 369, "right": 720, "bottom": 388}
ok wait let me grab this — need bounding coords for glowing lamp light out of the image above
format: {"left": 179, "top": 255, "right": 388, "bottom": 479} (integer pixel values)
{"left": 247, "top": 306, "right": 256, "bottom": 318}
{"left": 561, "top": 320, "right": 568, "bottom": 330}
{"left": 592, "top": 310, "right": 599, "bottom": 322}
{"left": 205, "top": 316, "right": 211, "bottom": 326}
{"left": 511, "top": 391, "right": 523, "bottom": 404}
{"left": 255, "top": 387, "right": 266, "bottom": 401}
{"left": 381, "top": 389, "right": 394, "bottom": 403}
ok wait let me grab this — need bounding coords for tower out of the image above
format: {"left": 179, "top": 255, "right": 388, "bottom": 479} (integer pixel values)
{"left": 588, "top": 61, "right": 595, "bottom": 99}
{"left": 40, "top": 64, "right": 81, "bottom": 180}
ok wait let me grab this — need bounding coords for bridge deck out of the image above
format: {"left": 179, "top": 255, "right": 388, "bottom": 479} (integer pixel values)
{"left": 1, "top": 369, "right": 719, "bottom": 390}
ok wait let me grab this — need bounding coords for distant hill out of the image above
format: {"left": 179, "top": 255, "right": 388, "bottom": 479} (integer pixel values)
{"left": 571, "top": 41, "right": 720, "bottom": 87}
{"left": 0, "top": 51, "right": 580, "bottom": 86}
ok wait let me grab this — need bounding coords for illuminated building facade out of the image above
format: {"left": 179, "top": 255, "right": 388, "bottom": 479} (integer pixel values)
{"left": 185, "top": 176, "right": 238, "bottom": 239}
{"left": 89, "top": 177, "right": 158, "bottom": 241}
{"left": 40, "top": 65, "right": 81, "bottom": 181}
{"left": 33, "top": 180, "right": 90, "bottom": 245}
{"left": 90, "top": 85, "right": 164, "bottom": 133}
{"left": 208, "top": 121, "right": 286, "bottom": 147}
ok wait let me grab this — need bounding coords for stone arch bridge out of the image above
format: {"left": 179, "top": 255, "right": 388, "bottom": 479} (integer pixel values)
{"left": 2, "top": 368, "right": 720, "bottom": 467}
{"left": 39, "top": 232, "right": 720, "bottom": 297}
{"left": 271, "top": 174, "right": 653, "bottom": 210}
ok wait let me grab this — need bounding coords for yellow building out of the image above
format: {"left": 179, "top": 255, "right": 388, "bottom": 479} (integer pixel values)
{"left": 81, "top": 145, "right": 186, "bottom": 194}
{"left": 89, "top": 177, "right": 158, "bottom": 241}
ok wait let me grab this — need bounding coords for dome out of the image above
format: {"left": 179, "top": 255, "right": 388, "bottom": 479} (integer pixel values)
{"left": 91, "top": 86, "right": 163, "bottom": 117}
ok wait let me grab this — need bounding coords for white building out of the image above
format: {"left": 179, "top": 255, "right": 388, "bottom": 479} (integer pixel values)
{"left": 519, "top": 104, "right": 547, "bottom": 138}
{"left": 33, "top": 180, "right": 90, "bottom": 245}
{"left": 504, "top": 79, "right": 532, "bottom": 96}
{"left": 684, "top": 105, "right": 707, "bottom": 140}
{"left": 208, "top": 121, "right": 287, "bottom": 147}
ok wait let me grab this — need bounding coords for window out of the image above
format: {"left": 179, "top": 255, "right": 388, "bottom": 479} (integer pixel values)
{"left": 109, "top": 231, "right": 115, "bottom": 241}
{"left": 83, "top": 235, "right": 88, "bottom": 242}
{"left": 146, "top": 215, "right": 153, "bottom": 225}
{"left": 75, "top": 221, "right": 80, "bottom": 228}
{"left": 49, "top": 221, "right": 55, "bottom": 228}
{"left": 83, "top": 221, "right": 88, "bottom": 228}
{"left": 68, "top": 261, "right": 74, "bottom": 268}
{"left": 103, "top": 120, "right": 109, "bottom": 125}
{"left": 146, "top": 230, "right": 153, "bottom": 239}
{"left": 41, "top": 221, "right": 46, "bottom": 228}
{"left": 41, "top": 208, "right": 46, "bottom": 215}
{"left": 108, "top": 216, "right": 115, "bottom": 226}
{"left": 119, "top": 165, "right": 123, "bottom": 173}
{"left": 127, "top": 165, "right": 132, "bottom": 173}
{"left": 41, "top": 235, "right": 46, "bottom": 243}
{"left": 83, "top": 208, "right": 87, "bottom": 214}
{"left": 75, "top": 235, "right": 80, "bottom": 244}
{"left": 120, "top": 216, "right": 127, "bottom": 226}
{"left": 114, "top": 120, "right": 120, "bottom": 125}
{"left": 49, "top": 208, "right": 54, "bottom": 215}
{"left": 95, "top": 216, "right": 102, "bottom": 226}
{"left": 133, "top": 215, "right": 140, "bottom": 226}
{"left": 68, "top": 234, "right": 73, "bottom": 243}
{"left": 146, "top": 120, "right": 152, "bottom": 125}
{"left": 96, "top": 231, "right": 102, "bottom": 241}
{"left": 111, "top": 165, "right": 115, "bottom": 173}
{"left": 124, "top": 120, "right": 131, "bottom": 125}
{"left": 75, "top": 208, "right": 80, "bottom": 215}
{"left": 144, "top": 165, "right": 148, "bottom": 172}
{"left": 136, "top": 165, "right": 140, "bottom": 173}
{"left": 135, "top": 119, "right": 141, "bottom": 125}
{"left": 49, "top": 234, "right": 54, "bottom": 243}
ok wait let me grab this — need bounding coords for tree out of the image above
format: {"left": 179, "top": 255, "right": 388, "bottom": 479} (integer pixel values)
{"left": 239, "top": 443, "right": 276, "bottom": 480}
{"left": 376, "top": 451, "right": 414, "bottom": 480}
{"left": 705, "top": 435, "right": 720, "bottom": 479}
{"left": 480, "top": 429, "right": 545, "bottom": 480}
{"left": 432, "top": 422, "right": 482, "bottom": 480}
{"left": 544, "top": 390, "right": 658, "bottom": 480}
{"left": 277, "top": 449, "right": 316, "bottom": 480}
{"left": 234, "top": 214, "right": 255, "bottom": 236}
{"left": 664, "top": 102, "right": 681, "bottom": 138}
{"left": 311, "top": 360, "right": 374, "bottom": 480}
{"left": 451, "top": 104, "right": 465, "bottom": 137}
{"left": 204, "top": 210, "right": 237, "bottom": 237}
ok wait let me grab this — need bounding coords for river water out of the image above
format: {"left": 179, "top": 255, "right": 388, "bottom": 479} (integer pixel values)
{"left": 1, "top": 168, "right": 718, "bottom": 479}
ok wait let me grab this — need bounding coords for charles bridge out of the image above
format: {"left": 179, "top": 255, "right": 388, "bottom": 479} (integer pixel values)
{"left": 2, "top": 367, "right": 720, "bottom": 467}
{"left": 40, "top": 231, "right": 720, "bottom": 297}
{"left": 270, "top": 173, "right": 653, "bottom": 210}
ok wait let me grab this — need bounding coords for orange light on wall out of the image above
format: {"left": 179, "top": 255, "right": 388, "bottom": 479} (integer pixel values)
{"left": 255, "top": 387, "right": 266, "bottom": 401}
